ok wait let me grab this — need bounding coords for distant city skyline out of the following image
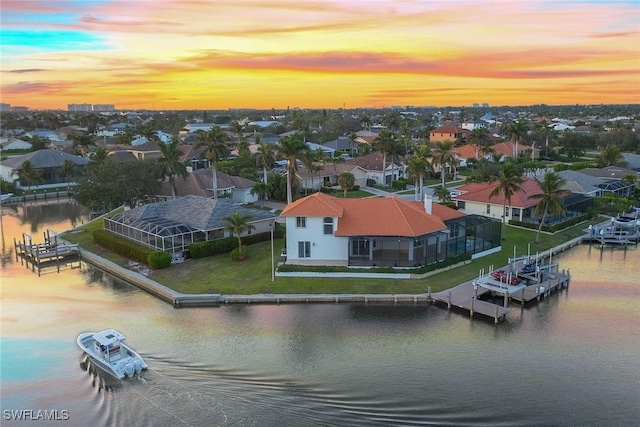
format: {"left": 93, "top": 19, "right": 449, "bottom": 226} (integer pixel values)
{"left": 1, "top": 0, "right": 639, "bottom": 110}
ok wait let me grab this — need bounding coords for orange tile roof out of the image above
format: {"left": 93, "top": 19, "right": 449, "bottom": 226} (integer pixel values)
{"left": 455, "top": 177, "right": 542, "bottom": 208}
{"left": 281, "top": 193, "right": 459, "bottom": 237}
{"left": 280, "top": 192, "right": 344, "bottom": 217}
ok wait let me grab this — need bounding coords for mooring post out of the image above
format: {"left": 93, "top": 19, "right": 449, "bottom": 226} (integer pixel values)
{"left": 521, "top": 288, "right": 525, "bottom": 306}
{"left": 537, "top": 285, "right": 541, "bottom": 301}
{"left": 494, "top": 305, "right": 499, "bottom": 324}
{"left": 428, "top": 285, "right": 432, "bottom": 299}
{"left": 470, "top": 296, "right": 474, "bottom": 316}
{"left": 447, "top": 291, "right": 451, "bottom": 308}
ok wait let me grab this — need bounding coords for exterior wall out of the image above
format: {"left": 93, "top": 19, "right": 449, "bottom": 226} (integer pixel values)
{"left": 457, "top": 200, "right": 531, "bottom": 222}
{"left": 285, "top": 216, "right": 348, "bottom": 263}
{"left": 233, "top": 188, "right": 258, "bottom": 204}
{"left": 0, "top": 165, "right": 14, "bottom": 182}
{"left": 429, "top": 132, "right": 460, "bottom": 142}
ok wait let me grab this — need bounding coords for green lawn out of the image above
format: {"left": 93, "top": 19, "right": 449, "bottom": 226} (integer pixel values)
{"left": 63, "top": 210, "right": 603, "bottom": 296}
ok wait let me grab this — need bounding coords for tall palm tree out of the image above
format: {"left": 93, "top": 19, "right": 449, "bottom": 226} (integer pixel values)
{"left": 432, "top": 140, "right": 455, "bottom": 188}
{"left": 593, "top": 144, "right": 628, "bottom": 168}
{"left": 12, "top": 160, "right": 43, "bottom": 192}
{"left": 529, "top": 173, "right": 566, "bottom": 243}
{"left": 468, "top": 127, "right": 491, "bottom": 160}
{"left": 277, "top": 134, "right": 311, "bottom": 204}
{"left": 502, "top": 120, "right": 529, "bottom": 158}
{"left": 59, "top": 159, "right": 76, "bottom": 191}
{"left": 230, "top": 121, "right": 245, "bottom": 146}
{"left": 195, "top": 126, "right": 230, "bottom": 199}
{"left": 373, "top": 130, "right": 397, "bottom": 186}
{"left": 254, "top": 142, "right": 275, "bottom": 188}
{"left": 488, "top": 163, "right": 525, "bottom": 239}
{"left": 406, "top": 156, "right": 428, "bottom": 201}
{"left": 412, "top": 144, "right": 434, "bottom": 200}
{"left": 158, "top": 138, "right": 188, "bottom": 199}
{"left": 534, "top": 121, "right": 555, "bottom": 158}
{"left": 223, "top": 211, "right": 255, "bottom": 257}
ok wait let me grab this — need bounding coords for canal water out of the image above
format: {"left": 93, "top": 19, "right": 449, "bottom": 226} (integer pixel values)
{"left": 1, "top": 202, "right": 639, "bottom": 426}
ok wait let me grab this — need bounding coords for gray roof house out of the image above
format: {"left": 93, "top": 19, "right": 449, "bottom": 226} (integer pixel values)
{"left": 0, "top": 149, "right": 89, "bottom": 189}
{"left": 104, "top": 195, "right": 277, "bottom": 252}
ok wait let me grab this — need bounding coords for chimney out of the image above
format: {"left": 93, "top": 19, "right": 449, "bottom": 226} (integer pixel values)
{"left": 424, "top": 193, "right": 433, "bottom": 215}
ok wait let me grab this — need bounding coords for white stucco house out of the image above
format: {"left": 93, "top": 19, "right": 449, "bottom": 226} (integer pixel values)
{"left": 279, "top": 192, "right": 502, "bottom": 268}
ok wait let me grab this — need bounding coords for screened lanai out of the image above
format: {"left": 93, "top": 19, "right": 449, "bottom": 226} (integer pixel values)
{"left": 103, "top": 195, "right": 277, "bottom": 253}
{"left": 104, "top": 214, "right": 211, "bottom": 252}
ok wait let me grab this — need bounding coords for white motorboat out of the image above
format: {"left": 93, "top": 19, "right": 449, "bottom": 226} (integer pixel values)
{"left": 613, "top": 216, "right": 639, "bottom": 229}
{"left": 76, "top": 329, "right": 147, "bottom": 379}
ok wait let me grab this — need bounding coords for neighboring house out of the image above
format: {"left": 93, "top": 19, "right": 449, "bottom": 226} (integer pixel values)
{"left": 622, "top": 153, "right": 640, "bottom": 171}
{"left": 453, "top": 177, "right": 591, "bottom": 224}
{"left": 485, "top": 141, "right": 538, "bottom": 160}
{"left": 306, "top": 142, "right": 336, "bottom": 157}
{"left": 110, "top": 141, "right": 162, "bottom": 161}
{"left": 453, "top": 178, "right": 543, "bottom": 222}
{"left": 322, "top": 137, "right": 357, "bottom": 155}
{"left": 296, "top": 163, "right": 368, "bottom": 191}
{"left": 280, "top": 192, "right": 501, "bottom": 268}
{"left": 180, "top": 123, "right": 220, "bottom": 135}
{"left": 22, "top": 128, "right": 65, "bottom": 143}
{"left": 556, "top": 170, "right": 608, "bottom": 197}
{"left": 0, "top": 137, "right": 32, "bottom": 151}
{"left": 573, "top": 166, "right": 638, "bottom": 197}
{"left": 104, "top": 195, "right": 277, "bottom": 253}
{"left": 345, "top": 152, "right": 406, "bottom": 185}
{"left": 0, "top": 149, "right": 89, "bottom": 189}
{"left": 460, "top": 120, "right": 490, "bottom": 131}
{"left": 158, "top": 168, "right": 259, "bottom": 204}
{"left": 429, "top": 126, "right": 470, "bottom": 143}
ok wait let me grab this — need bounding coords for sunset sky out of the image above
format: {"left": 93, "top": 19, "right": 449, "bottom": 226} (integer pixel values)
{"left": 1, "top": 0, "right": 639, "bottom": 110}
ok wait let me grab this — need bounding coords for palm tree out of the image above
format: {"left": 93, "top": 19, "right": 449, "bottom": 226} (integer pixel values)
{"left": 158, "top": 138, "right": 188, "bottom": 199}
{"left": 534, "top": 121, "right": 555, "bottom": 158}
{"left": 593, "top": 144, "right": 628, "bottom": 168}
{"left": 250, "top": 181, "right": 269, "bottom": 207}
{"left": 412, "top": 144, "right": 434, "bottom": 200}
{"left": 502, "top": 120, "right": 529, "bottom": 158}
{"left": 72, "top": 133, "right": 95, "bottom": 156}
{"left": 488, "top": 163, "right": 525, "bottom": 239}
{"left": 432, "top": 141, "right": 455, "bottom": 188}
{"left": 195, "top": 126, "right": 230, "bottom": 199}
{"left": 254, "top": 142, "right": 275, "bottom": 188}
{"left": 406, "top": 156, "right": 428, "bottom": 201}
{"left": 230, "top": 121, "right": 245, "bottom": 146}
{"left": 433, "top": 185, "right": 451, "bottom": 204}
{"left": 373, "top": 130, "right": 397, "bottom": 186}
{"left": 529, "top": 173, "right": 566, "bottom": 243}
{"left": 90, "top": 145, "right": 110, "bottom": 170}
{"left": 12, "top": 160, "right": 43, "bottom": 192}
{"left": 468, "top": 127, "right": 491, "bottom": 160}
{"left": 223, "top": 211, "right": 255, "bottom": 257}
{"left": 59, "top": 160, "right": 76, "bottom": 191}
{"left": 277, "top": 134, "right": 311, "bottom": 204}
{"left": 337, "top": 172, "right": 355, "bottom": 198}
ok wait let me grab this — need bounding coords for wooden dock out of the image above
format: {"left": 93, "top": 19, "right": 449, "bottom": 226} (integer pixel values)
{"left": 14, "top": 229, "right": 81, "bottom": 276}
{"left": 429, "top": 253, "right": 571, "bottom": 323}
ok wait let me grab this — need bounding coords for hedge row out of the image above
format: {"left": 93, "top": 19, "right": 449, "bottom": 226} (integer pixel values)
{"left": 92, "top": 230, "right": 155, "bottom": 265}
{"left": 277, "top": 253, "right": 472, "bottom": 274}
{"left": 509, "top": 212, "right": 593, "bottom": 233}
{"left": 189, "top": 225, "right": 285, "bottom": 259}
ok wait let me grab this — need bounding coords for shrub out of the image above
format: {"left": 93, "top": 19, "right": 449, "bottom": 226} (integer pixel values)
{"left": 189, "top": 227, "right": 284, "bottom": 259}
{"left": 148, "top": 251, "right": 172, "bottom": 269}
{"left": 230, "top": 248, "right": 244, "bottom": 261}
{"left": 391, "top": 180, "right": 407, "bottom": 190}
{"left": 350, "top": 185, "right": 360, "bottom": 191}
{"left": 92, "top": 230, "right": 154, "bottom": 265}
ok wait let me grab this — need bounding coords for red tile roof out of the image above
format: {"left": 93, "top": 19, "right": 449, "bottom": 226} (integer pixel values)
{"left": 455, "top": 177, "right": 541, "bottom": 208}
{"left": 281, "top": 193, "right": 463, "bottom": 237}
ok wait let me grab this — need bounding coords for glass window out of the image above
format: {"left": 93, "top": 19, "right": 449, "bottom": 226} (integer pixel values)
{"left": 457, "top": 201, "right": 466, "bottom": 209}
{"left": 296, "top": 217, "right": 306, "bottom": 228}
{"left": 323, "top": 217, "right": 333, "bottom": 235}
{"left": 486, "top": 204, "right": 491, "bottom": 214}
{"left": 298, "top": 241, "right": 311, "bottom": 258}
{"left": 351, "top": 239, "right": 370, "bottom": 256}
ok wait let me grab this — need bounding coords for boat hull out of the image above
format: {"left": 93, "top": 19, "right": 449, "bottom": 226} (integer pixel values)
{"left": 77, "top": 332, "right": 147, "bottom": 380}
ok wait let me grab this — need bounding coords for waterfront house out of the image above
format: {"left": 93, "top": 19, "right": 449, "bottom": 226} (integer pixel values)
{"left": 0, "top": 149, "right": 89, "bottom": 190}
{"left": 429, "top": 126, "right": 470, "bottom": 143}
{"left": 280, "top": 192, "right": 501, "bottom": 268}
{"left": 157, "top": 168, "right": 259, "bottom": 204}
{"left": 104, "top": 195, "right": 277, "bottom": 253}
{"left": 0, "top": 137, "right": 32, "bottom": 151}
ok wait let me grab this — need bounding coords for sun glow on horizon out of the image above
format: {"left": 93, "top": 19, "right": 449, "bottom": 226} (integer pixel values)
{"left": 1, "top": 0, "right": 639, "bottom": 109}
